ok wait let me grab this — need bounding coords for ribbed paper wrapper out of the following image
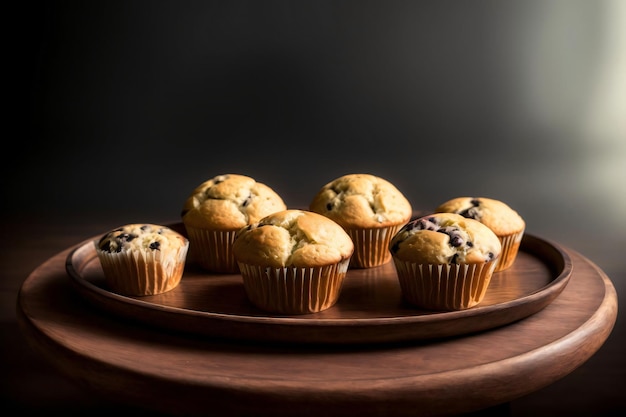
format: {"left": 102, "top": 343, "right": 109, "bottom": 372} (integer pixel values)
{"left": 185, "top": 226, "right": 239, "bottom": 273}
{"left": 392, "top": 259, "right": 498, "bottom": 311}
{"left": 95, "top": 241, "right": 189, "bottom": 296}
{"left": 346, "top": 224, "right": 404, "bottom": 269}
{"left": 494, "top": 228, "right": 525, "bottom": 272}
{"left": 238, "top": 259, "right": 351, "bottom": 315}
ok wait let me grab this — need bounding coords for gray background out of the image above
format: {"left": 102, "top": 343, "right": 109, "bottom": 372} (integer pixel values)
{"left": 16, "top": 1, "right": 624, "bottom": 226}
{"left": 17, "top": 1, "right": 626, "bottom": 224}
{"left": 15, "top": 0, "right": 626, "bottom": 287}
{"left": 6, "top": 0, "right": 625, "bottom": 415}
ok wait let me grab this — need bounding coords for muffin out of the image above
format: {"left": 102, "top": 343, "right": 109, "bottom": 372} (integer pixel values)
{"left": 309, "top": 173, "right": 412, "bottom": 268}
{"left": 389, "top": 213, "right": 501, "bottom": 311}
{"left": 181, "top": 174, "right": 287, "bottom": 273}
{"left": 232, "top": 209, "right": 354, "bottom": 315}
{"left": 435, "top": 197, "right": 525, "bottom": 271}
{"left": 94, "top": 223, "right": 189, "bottom": 296}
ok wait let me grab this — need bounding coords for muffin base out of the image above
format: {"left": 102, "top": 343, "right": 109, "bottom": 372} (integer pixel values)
{"left": 347, "top": 224, "right": 404, "bottom": 269}
{"left": 238, "top": 259, "right": 350, "bottom": 315}
{"left": 185, "top": 226, "right": 239, "bottom": 273}
{"left": 96, "top": 242, "right": 188, "bottom": 296}
{"left": 495, "top": 229, "right": 525, "bottom": 272}
{"left": 392, "top": 259, "right": 498, "bottom": 311}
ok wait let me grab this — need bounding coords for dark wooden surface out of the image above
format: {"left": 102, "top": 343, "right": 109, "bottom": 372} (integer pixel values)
{"left": 6, "top": 219, "right": 620, "bottom": 416}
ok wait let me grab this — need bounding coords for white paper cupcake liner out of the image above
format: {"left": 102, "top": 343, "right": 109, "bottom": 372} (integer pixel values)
{"left": 347, "top": 224, "right": 403, "bottom": 269}
{"left": 392, "top": 259, "right": 498, "bottom": 310}
{"left": 185, "top": 227, "right": 238, "bottom": 273}
{"left": 95, "top": 240, "right": 189, "bottom": 296}
{"left": 238, "top": 259, "right": 350, "bottom": 315}
{"left": 494, "top": 228, "right": 525, "bottom": 272}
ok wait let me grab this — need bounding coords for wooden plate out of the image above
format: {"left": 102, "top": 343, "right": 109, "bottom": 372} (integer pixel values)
{"left": 66, "top": 225, "right": 572, "bottom": 345}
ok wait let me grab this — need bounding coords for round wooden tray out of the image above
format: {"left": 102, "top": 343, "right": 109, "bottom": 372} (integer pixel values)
{"left": 65, "top": 225, "right": 572, "bottom": 344}
{"left": 18, "top": 236, "right": 616, "bottom": 417}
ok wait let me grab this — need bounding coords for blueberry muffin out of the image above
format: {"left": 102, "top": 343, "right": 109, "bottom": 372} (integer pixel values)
{"left": 389, "top": 213, "right": 501, "bottom": 310}
{"left": 435, "top": 197, "right": 525, "bottom": 271}
{"left": 309, "top": 173, "right": 412, "bottom": 268}
{"left": 181, "top": 174, "right": 287, "bottom": 273}
{"left": 94, "top": 223, "right": 189, "bottom": 296}
{"left": 232, "top": 209, "right": 354, "bottom": 315}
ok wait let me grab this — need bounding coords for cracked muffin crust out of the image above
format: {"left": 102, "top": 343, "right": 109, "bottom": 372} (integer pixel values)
{"left": 233, "top": 209, "right": 354, "bottom": 268}
{"left": 181, "top": 174, "right": 287, "bottom": 230}
{"left": 434, "top": 197, "right": 525, "bottom": 237}
{"left": 97, "top": 223, "right": 188, "bottom": 254}
{"left": 309, "top": 173, "right": 412, "bottom": 229}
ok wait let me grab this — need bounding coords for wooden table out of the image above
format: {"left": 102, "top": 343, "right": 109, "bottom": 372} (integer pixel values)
{"left": 16, "top": 235, "right": 618, "bottom": 417}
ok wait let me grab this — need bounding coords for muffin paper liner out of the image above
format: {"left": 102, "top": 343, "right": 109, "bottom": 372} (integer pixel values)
{"left": 238, "top": 259, "right": 350, "bottom": 315}
{"left": 494, "top": 228, "right": 525, "bottom": 272}
{"left": 392, "top": 259, "right": 498, "bottom": 310}
{"left": 347, "top": 224, "right": 404, "bottom": 269}
{"left": 185, "top": 227, "right": 239, "bottom": 273}
{"left": 95, "top": 240, "right": 189, "bottom": 296}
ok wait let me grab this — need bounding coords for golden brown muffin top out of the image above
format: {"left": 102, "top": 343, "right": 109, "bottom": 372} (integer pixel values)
{"left": 389, "top": 213, "right": 501, "bottom": 264}
{"left": 95, "top": 223, "right": 188, "bottom": 254}
{"left": 435, "top": 197, "right": 525, "bottom": 236}
{"left": 309, "top": 174, "right": 412, "bottom": 229}
{"left": 181, "top": 174, "right": 287, "bottom": 230}
{"left": 232, "top": 209, "right": 354, "bottom": 268}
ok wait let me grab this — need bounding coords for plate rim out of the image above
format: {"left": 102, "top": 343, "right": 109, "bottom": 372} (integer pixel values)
{"left": 65, "top": 230, "right": 572, "bottom": 341}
